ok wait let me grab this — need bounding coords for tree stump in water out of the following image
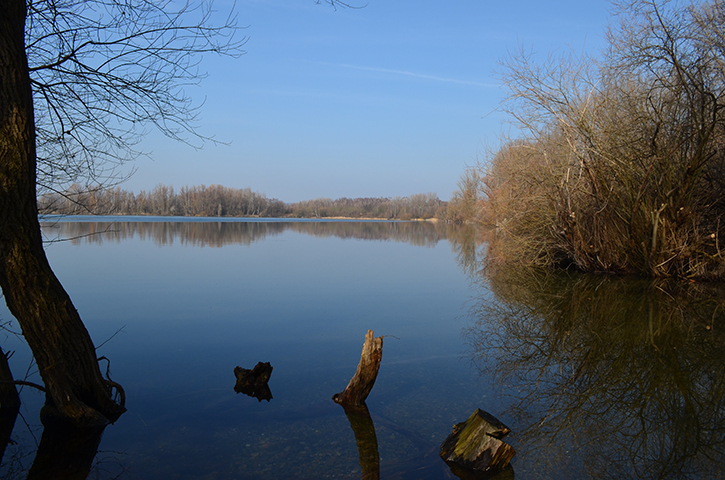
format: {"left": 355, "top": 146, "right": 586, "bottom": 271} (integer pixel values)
{"left": 439, "top": 409, "right": 516, "bottom": 477}
{"left": 234, "top": 362, "right": 273, "bottom": 402}
{"left": 333, "top": 330, "right": 383, "bottom": 406}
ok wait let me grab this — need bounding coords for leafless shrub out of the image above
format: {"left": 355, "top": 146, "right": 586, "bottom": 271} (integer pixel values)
{"left": 480, "top": 0, "right": 725, "bottom": 278}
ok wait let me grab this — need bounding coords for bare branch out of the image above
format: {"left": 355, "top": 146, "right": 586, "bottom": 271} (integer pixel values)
{"left": 26, "top": 0, "right": 247, "bottom": 194}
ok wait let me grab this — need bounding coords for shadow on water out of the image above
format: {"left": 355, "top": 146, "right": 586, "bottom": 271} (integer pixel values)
{"left": 464, "top": 263, "right": 725, "bottom": 479}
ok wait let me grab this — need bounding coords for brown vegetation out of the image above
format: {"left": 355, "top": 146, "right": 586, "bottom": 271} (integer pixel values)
{"left": 464, "top": 0, "right": 725, "bottom": 279}
{"left": 39, "top": 184, "right": 285, "bottom": 217}
{"left": 290, "top": 192, "right": 444, "bottom": 220}
{"left": 39, "top": 183, "right": 447, "bottom": 220}
{"left": 442, "top": 168, "right": 483, "bottom": 224}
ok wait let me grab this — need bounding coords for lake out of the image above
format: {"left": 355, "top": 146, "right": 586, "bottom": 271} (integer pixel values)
{"left": 1, "top": 218, "right": 724, "bottom": 479}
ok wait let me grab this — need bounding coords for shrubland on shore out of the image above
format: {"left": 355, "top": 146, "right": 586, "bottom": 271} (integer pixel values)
{"left": 451, "top": 0, "right": 725, "bottom": 280}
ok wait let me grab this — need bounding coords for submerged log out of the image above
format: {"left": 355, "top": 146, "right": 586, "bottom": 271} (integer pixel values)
{"left": 332, "top": 330, "right": 383, "bottom": 406}
{"left": 439, "top": 409, "right": 516, "bottom": 477}
{"left": 234, "top": 362, "right": 273, "bottom": 402}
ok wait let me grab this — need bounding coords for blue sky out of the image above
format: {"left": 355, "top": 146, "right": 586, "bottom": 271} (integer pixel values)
{"left": 126, "top": 0, "right": 611, "bottom": 203}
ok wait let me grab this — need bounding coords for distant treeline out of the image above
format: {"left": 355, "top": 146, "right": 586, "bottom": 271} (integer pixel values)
{"left": 38, "top": 184, "right": 447, "bottom": 220}
{"left": 290, "top": 193, "right": 444, "bottom": 220}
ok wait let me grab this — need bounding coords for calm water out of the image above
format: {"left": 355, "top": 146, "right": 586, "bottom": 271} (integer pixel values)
{"left": 1, "top": 218, "right": 724, "bottom": 479}
{"left": 0, "top": 218, "right": 497, "bottom": 480}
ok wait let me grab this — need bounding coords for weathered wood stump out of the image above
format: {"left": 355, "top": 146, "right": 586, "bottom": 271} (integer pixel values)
{"left": 332, "top": 330, "right": 383, "bottom": 406}
{"left": 439, "top": 409, "right": 516, "bottom": 477}
{"left": 234, "top": 362, "right": 273, "bottom": 402}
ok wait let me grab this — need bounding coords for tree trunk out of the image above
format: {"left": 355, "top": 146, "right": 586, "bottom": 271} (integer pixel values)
{"left": 333, "top": 330, "right": 383, "bottom": 406}
{"left": 0, "top": 1, "right": 125, "bottom": 427}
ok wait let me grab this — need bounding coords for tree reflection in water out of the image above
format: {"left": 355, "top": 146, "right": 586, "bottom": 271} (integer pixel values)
{"left": 25, "top": 423, "right": 107, "bottom": 480}
{"left": 0, "top": 346, "right": 121, "bottom": 479}
{"left": 0, "top": 408, "right": 122, "bottom": 480}
{"left": 40, "top": 218, "right": 453, "bottom": 249}
{"left": 340, "top": 403, "right": 380, "bottom": 480}
{"left": 465, "top": 265, "right": 725, "bottom": 479}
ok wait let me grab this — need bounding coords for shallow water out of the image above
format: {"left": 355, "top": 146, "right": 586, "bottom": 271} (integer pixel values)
{"left": 2, "top": 218, "right": 724, "bottom": 479}
{"left": 0, "top": 218, "right": 498, "bottom": 479}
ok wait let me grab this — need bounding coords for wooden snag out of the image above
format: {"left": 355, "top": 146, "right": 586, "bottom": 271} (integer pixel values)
{"left": 234, "top": 362, "right": 273, "bottom": 402}
{"left": 439, "top": 409, "right": 516, "bottom": 476}
{"left": 332, "top": 330, "right": 383, "bottom": 406}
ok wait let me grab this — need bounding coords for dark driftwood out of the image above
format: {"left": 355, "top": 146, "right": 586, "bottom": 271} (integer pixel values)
{"left": 439, "top": 409, "right": 516, "bottom": 477}
{"left": 234, "top": 362, "right": 273, "bottom": 402}
{"left": 333, "top": 330, "right": 383, "bottom": 406}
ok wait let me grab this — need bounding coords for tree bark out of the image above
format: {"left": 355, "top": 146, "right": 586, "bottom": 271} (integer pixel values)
{"left": 0, "top": 1, "right": 125, "bottom": 427}
{"left": 333, "top": 330, "right": 383, "bottom": 406}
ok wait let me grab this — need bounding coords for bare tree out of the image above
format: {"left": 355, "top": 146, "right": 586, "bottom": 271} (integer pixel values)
{"left": 2, "top": 0, "right": 360, "bottom": 427}
{"left": 27, "top": 0, "right": 245, "bottom": 199}
{"left": 446, "top": 167, "right": 482, "bottom": 224}
{"left": 486, "top": 0, "right": 725, "bottom": 278}
{"left": 0, "top": 0, "right": 244, "bottom": 427}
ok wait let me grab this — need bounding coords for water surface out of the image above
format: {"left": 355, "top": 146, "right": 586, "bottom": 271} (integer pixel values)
{"left": 1, "top": 218, "right": 492, "bottom": 479}
{"left": 2, "top": 218, "right": 724, "bottom": 479}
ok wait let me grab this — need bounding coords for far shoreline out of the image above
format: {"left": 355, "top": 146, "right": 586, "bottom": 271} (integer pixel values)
{"left": 39, "top": 213, "right": 441, "bottom": 223}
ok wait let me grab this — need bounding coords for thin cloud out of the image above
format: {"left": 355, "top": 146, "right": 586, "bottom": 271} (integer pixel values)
{"left": 336, "top": 63, "right": 499, "bottom": 88}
